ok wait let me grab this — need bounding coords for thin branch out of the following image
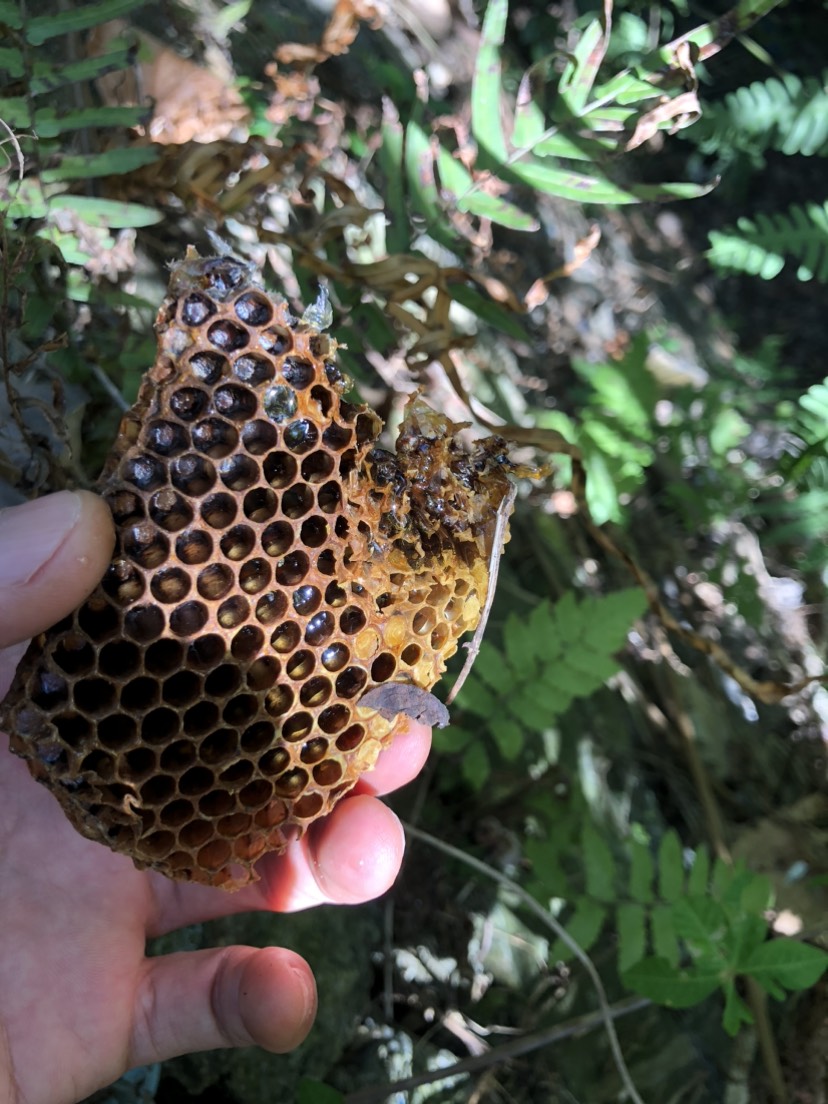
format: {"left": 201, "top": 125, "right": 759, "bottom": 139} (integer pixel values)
{"left": 402, "top": 823, "right": 648, "bottom": 1104}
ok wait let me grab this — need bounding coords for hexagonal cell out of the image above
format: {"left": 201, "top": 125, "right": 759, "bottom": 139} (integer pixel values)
{"left": 207, "top": 319, "right": 249, "bottom": 352}
{"left": 169, "top": 386, "right": 209, "bottom": 422}
{"left": 234, "top": 353, "right": 274, "bottom": 386}
{"left": 123, "top": 524, "right": 170, "bottom": 570}
{"left": 241, "top": 419, "right": 278, "bottom": 455}
{"left": 146, "top": 419, "right": 189, "bottom": 458}
{"left": 231, "top": 625, "right": 265, "bottom": 662}
{"left": 213, "top": 384, "right": 257, "bottom": 422}
{"left": 188, "top": 351, "right": 227, "bottom": 385}
{"left": 220, "top": 524, "right": 256, "bottom": 561}
{"left": 218, "top": 453, "right": 259, "bottom": 491}
{"left": 234, "top": 291, "right": 273, "bottom": 327}
{"left": 151, "top": 567, "right": 192, "bottom": 604}
{"left": 283, "top": 419, "right": 319, "bottom": 454}
{"left": 148, "top": 489, "right": 195, "bottom": 532}
{"left": 239, "top": 558, "right": 272, "bottom": 595}
{"left": 200, "top": 492, "right": 239, "bottom": 530}
{"left": 275, "top": 551, "right": 310, "bottom": 586}
{"left": 261, "top": 521, "right": 293, "bottom": 558}
{"left": 281, "top": 484, "right": 314, "bottom": 519}
{"left": 171, "top": 453, "right": 217, "bottom": 496}
{"left": 242, "top": 487, "right": 277, "bottom": 523}
{"left": 191, "top": 417, "right": 239, "bottom": 459}
{"left": 264, "top": 385, "right": 297, "bottom": 424}
{"left": 281, "top": 357, "right": 315, "bottom": 389}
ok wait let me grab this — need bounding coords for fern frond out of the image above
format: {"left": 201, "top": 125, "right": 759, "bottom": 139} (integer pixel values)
{"left": 707, "top": 201, "right": 828, "bottom": 282}
{"left": 690, "top": 71, "right": 828, "bottom": 161}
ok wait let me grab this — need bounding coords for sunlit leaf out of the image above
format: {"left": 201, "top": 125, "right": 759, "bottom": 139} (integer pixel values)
{"left": 40, "top": 146, "right": 160, "bottom": 183}
{"left": 472, "top": 0, "right": 509, "bottom": 162}
{"left": 26, "top": 0, "right": 149, "bottom": 44}
{"left": 742, "top": 940, "right": 828, "bottom": 995}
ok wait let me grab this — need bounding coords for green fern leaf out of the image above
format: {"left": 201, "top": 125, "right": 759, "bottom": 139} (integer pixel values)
{"left": 25, "top": 0, "right": 149, "bottom": 44}
{"left": 708, "top": 201, "right": 828, "bottom": 282}
{"left": 617, "top": 902, "right": 647, "bottom": 972}
{"left": 658, "top": 830, "right": 684, "bottom": 903}
{"left": 629, "top": 839, "right": 654, "bottom": 903}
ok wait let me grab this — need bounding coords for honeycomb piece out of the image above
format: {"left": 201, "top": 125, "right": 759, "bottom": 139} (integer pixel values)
{"left": 0, "top": 249, "right": 515, "bottom": 889}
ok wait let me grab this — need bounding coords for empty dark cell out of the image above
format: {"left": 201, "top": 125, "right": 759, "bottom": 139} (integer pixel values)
{"left": 412, "top": 608, "right": 436, "bottom": 635}
{"left": 255, "top": 591, "right": 287, "bottom": 625}
{"left": 151, "top": 566, "right": 191, "bottom": 604}
{"left": 241, "top": 419, "right": 278, "bottom": 455}
{"left": 163, "top": 670, "right": 202, "bottom": 707}
{"left": 147, "top": 419, "right": 189, "bottom": 457}
{"left": 218, "top": 759, "right": 255, "bottom": 786}
{"left": 322, "top": 422, "right": 352, "bottom": 451}
{"left": 213, "top": 384, "right": 257, "bottom": 422}
{"left": 183, "top": 700, "right": 220, "bottom": 736}
{"left": 336, "top": 723, "right": 365, "bottom": 752}
{"left": 335, "top": 667, "right": 368, "bottom": 699}
{"left": 170, "top": 454, "right": 216, "bottom": 496}
{"left": 200, "top": 729, "right": 239, "bottom": 768}
{"left": 124, "top": 604, "right": 165, "bottom": 644}
{"left": 187, "top": 633, "right": 226, "bottom": 669}
{"left": 203, "top": 257, "right": 247, "bottom": 296}
{"left": 231, "top": 624, "right": 264, "bottom": 661}
{"left": 281, "top": 484, "right": 313, "bottom": 519}
{"left": 32, "top": 670, "right": 68, "bottom": 710}
{"left": 276, "top": 550, "right": 310, "bottom": 586}
{"left": 196, "top": 839, "right": 232, "bottom": 871}
{"left": 376, "top": 592, "right": 393, "bottom": 610}
{"left": 313, "top": 760, "right": 343, "bottom": 787}
{"left": 205, "top": 663, "right": 242, "bottom": 696}
{"left": 273, "top": 767, "right": 308, "bottom": 798}
{"left": 201, "top": 492, "right": 238, "bottom": 528}
{"left": 123, "top": 524, "right": 170, "bottom": 570}
{"left": 122, "top": 454, "right": 166, "bottom": 492}
{"left": 305, "top": 610, "right": 334, "bottom": 646}
{"left": 218, "top": 453, "right": 259, "bottom": 491}
{"left": 189, "top": 351, "right": 227, "bottom": 386}
{"left": 98, "top": 640, "right": 141, "bottom": 679}
{"left": 261, "top": 521, "right": 293, "bottom": 557}
{"left": 176, "top": 527, "right": 214, "bottom": 564}
{"left": 339, "top": 399, "right": 359, "bottom": 423}
{"left": 294, "top": 792, "right": 324, "bottom": 819}
{"left": 243, "top": 488, "right": 276, "bottom": 523}
{"left": 339, "top": 449, "right": 357, "bottom": 479}
{"left": 356, "top": 412, "right": 379, "bottom": 446}
{"left": 192, "top": 418, "right": 239, "bottom": 459}
{"left": 311, "top": 384, "right": 333, "bottom": 417}
{"left": 199, "top": 789, "right": 234, "bottom": 818}
{"left": 334, "top": 517, "right": 349, "bottom": 540}
{"left": 165, "top": 851, "right": 195, "bottom": 873}
{"left": 293, "top": 585, "right": 321, "bottom": 616}
{"left": 283, "top": 419, "right": 318, "bottom": 454}
{"left": 159, "top": 739, "right": 197, "bottom": 772}
{"left": 179, "top": 820, "right": 213, "bottom": 848}
{"left": 300, "top": 676, "right": 332, "bottom": 708}
{"left": 371, "top": 653, "right": 397, "bottom": 682}
{"left": 217, "top": 595, "right": 249, "bottom": 630}
{"left": 98, "top": 713, "right": 138, "bottom": 750}
{"left": 121, "top": 676, "right": 159, "bottom": 712}
{"left": 308, "top": 335, "right": 326, "bottom": 358}
{"left": 53, "top": 635, "right": 95, "bottom": 676}
{"left": 265, "top": 685, "right": 294, "bottom": 717}
{"left": 73, "top": 677, "right": 116, "bottom": 714}
{"left": 263, "top": 385, "right": 297, "bottom": 424}
{"left": 241, "top": 721, "right": 276, "bottom": 753}
{"left": 219, "top": 524, "right": 255, "bottom": 561}
{"left": 270, "top": 621, "right": 301, "bottom": 654}
{"left": 299, "top": 737, "right": 328, "bottom": 764}
{"left": 430, "top": 624, "right": 449, "bottom": 650}
{"left": 101, "top": 565, "right": 144, "bottom": 609}
{"left": 179, "top": 766, "right": 215, "bottom": 796}
{"left": 80, "top": 749, "right": 115, "bottom": 780}
{"left": 143, "top": 831, "right": 176, "bottom": 860}
{"left": 197, "top": 562, "right": 234, "bottom": 601}
{"left": 233, "top": 352, "right": 274, "bottom": 386}
{"left": 400, "top": 643, "right": 422, "bottom": 666}
{"left": 299, "top": 515, "right": 328, "bottom": 549}
{"left": 181, "top": 292, "right": 215, "bottom": 325}
{"left": 234, "top": 291, "right": 273, "bottom": 326}
{"left": 169, "top": 601, "right": 209, "bottom": 637}
{"left": 148, "top": 489, "right": 194, "bottom": 532}
{"left": 141, "top": 708, "right": 181, "bottom": 745}
{"left": 259, "top": 326, "right": 292, "bottom": 355}
{"left": 281, "top": 357, "right": 315, "bottom": 389}
{"left": 144, "top": 638, "right": 184, "bottom": 676}
{"left": 160, "top": 799, "right": 195, "bottom": 828}
{"left": 316, "top": 548, "right": 336, "bottom": 575}
{"left": 54, "top": 712, "right": 91, "bottom": 749}
{"left": 263, "top": 450, "right": 297, "bottom": 488}
{"left": 140, "top": 776, "right": 176, "bottom": 805}
{"left": 282, "top": 712, "right": 313, "bottom": 742}
{"left": 108, "top": 489, "right": 144, "bottom": 525}
{"left": 259, "top": 746, "right": 289, "bottom": 776}
{"left": 239, "top": 558, "right": 272, "bottom": 595}
{"left": 318, "top": 704, "right": 350, "bottom": 735}
{"left": 300, "top": 452, "right": 334, "bottom": 484}
{"left": 123, "top": 746, "right": 155, "bottom": 781}
{"left": 247, "top": 655, "right": 280, "bottom": 691}
{"left": 317, "top": 481, "right": 341, "bottom": 513}
{"left": 324, "top": 581, "right": 346, "bottom": 608}
{"left": 169, "top": 386, "right": 209, "bottom": 422}
{"left": 239, "top": 779, "right": 272, "bottom": 809}
{"left": 320, "top": 641, "right": 349, "bottom": 672}
{"left": 286, "top": 650, "right": 314, "bottom": 680}
{"left": 207, "top": 320, "right": 248, "bottom": 352}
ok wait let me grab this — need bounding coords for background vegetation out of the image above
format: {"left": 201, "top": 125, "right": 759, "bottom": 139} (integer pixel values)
{"left": 2, "top": 0, "right": 827, "bottom": 1100}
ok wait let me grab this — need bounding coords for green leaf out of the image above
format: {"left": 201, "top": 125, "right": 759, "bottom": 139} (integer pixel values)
{"left": 459, "top": 679, "right": 498, "bottom": 718}
{"left": 0, "top": 46, "right": 24, "bottom": 76}
{"left": 657, "top": 829, "right": 684, "bottom": 903}
{"left": 29, "top": 48, "right": 135, "bottom": 95}
{"left": 490, "top": 717, "right": 524, "bottom": 760}
{"left": 26, "top": 0, "right": 149, "bottom": 44}
{"left": 622, "top": 956, "right": 721, "bottom": 1008}
{"left": 379, "top": 98, "right": 409, "bottom": 255}
{"left": 41, "top": 146, "right": 160, "bottom": 183}
{"left": 472, "top": 641, "right": 507, "bottom": 692}
{"left": 33, "top": 105, "right": 150, "bottom": 139}
{"left": 651, "top": 904, "right": 679, "bottom": 966}
{"left": 740, "top": 872, "right": 774, "bottom": 915}
{"left": 460, "top": 189, "right": 538, "bottom": 232}
{"left": 628, "top": 839, "right": 654, "bottom": 903}
{"left": 686, "top": 846, "right": 711, "bottom": 897}
{"left": 472, "top": 0, "right": 509, "bottom": 163}
{"left": 47, "top": 196, "right": 162, "bottom": 228}
{"left": 432, "top": 725, "right": 473, "bottom": 754}
{"left": 722, "top": 982, "right": 753, "bottom": 1036}
{"left": 503, "top": 612, "right": 538, "bottom": 674}
{"left": 553, "top": 899, "right": 606, "bottom": 960}
{"left": 297, "top": 1080, "right": 344, "bottom": 1104}
{"left": 461, "top": 742, "right": 490, "bottom": 790}
{"left": 557, "top": 19, "right": 606, "bottom": 116}
{"left": 742, "top": 940, "right": 828, "bottom": 995}
{"left": 0, "top": 1, "right": 23, "bottom": 28}
{"left": 582, "top": 822, "right": 616, "bottom": 902}
{"left": 617, "top": 902, "right": 647, "bottom": 973}
{"left": 671, "top": 896, "right": 727, "bottom": 955}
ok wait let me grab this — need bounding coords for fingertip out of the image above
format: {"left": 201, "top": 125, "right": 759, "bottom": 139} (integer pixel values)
{"left": 355, "top": 719, "right": 432, "bottom": 797}
{"left": 310, "top": 793, "right": 405, "bottom": 904}
{"left": 238, "top": 948, "right": 317, "bottom": 1053}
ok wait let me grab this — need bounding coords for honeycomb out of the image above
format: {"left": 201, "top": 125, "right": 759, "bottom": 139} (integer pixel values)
{"left": 0, "top": 249, "right": 515, "bottom": 889}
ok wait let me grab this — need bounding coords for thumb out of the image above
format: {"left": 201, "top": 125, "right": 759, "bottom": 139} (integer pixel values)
{"left": 129, "top": 946, "right": 317, "bottom": 1067}
{"left": 0, "top": 490, "right": 114, "bottom": 649}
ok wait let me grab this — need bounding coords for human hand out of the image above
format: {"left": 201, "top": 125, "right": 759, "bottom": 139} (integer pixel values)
{"left": 0, "top": 491, "right": 431, "bottom": 1104}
